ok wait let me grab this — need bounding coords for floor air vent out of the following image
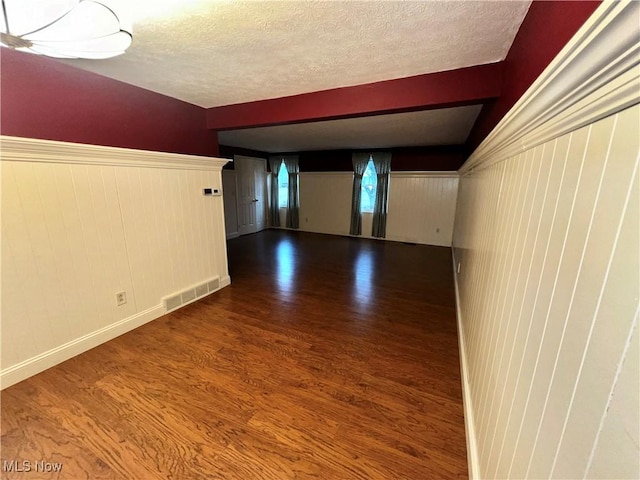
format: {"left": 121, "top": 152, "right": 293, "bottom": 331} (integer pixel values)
{"left": 165, "top": 294, "right": 182, "bottom": 312}
{"left": 163, "top": 276, "right": 221, "bottom": 313}
{"left": 207, "top": 278, "right": 220, "bottom": 292}
{"left": 195, "top": 284, "right": 208, "bottom": 297}
{"left": 181, "top": 289, "right": 196, "bottom": 303}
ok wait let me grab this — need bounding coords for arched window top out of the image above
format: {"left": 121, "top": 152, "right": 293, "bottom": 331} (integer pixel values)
{"left": 360, "top": 157, "right": 377, "bottom": 213}
{"left": 277, "top": 159, "right": 288, "bottom": 208}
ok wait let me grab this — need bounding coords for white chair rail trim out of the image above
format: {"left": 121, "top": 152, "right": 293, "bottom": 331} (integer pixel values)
{"left": 0, "top": 135, "right": 230, "bottom": 171}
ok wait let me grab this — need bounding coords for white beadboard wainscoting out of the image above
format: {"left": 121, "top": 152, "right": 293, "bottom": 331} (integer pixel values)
{"left": 298, "top": 172, "right": 353, "bottom": 236}
{"left": 1, "top": 136, "right": 231, "bottom": 389}
{"left": 294, "top": 171, "right": 458, "bottom": 246}
{"left": 452, "top": 2, "right": 640, "bottom": 479}
{"left": 386, "top": 172, "right": 458, "bottom": 247}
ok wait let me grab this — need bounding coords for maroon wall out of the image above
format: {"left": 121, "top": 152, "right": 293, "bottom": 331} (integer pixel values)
{"left": 466, "top": 0, "right": 602, "bottom": 151}
{"left": 259, "top": 146, "right": 465, "bottom": 172}
{"left": 1, "top": 49, "right": 219, "bottom": 156}
{"left": 207, "top": 63, "right": 502, "bottom": 130}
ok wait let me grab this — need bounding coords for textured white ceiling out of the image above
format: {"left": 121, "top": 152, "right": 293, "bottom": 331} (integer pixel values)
{"left": 63, "top": 0, "right": 531, "bottom": 108}
{"left": 218, "top": 105, "right": 482, "bottom": 153}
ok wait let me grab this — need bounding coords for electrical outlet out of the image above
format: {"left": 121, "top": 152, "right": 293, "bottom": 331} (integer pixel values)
{"left": 116, "top": 291, "right": 127, "bottom": 306}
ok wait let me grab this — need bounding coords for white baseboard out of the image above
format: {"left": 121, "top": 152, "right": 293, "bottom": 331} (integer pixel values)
{"left": 452, "top": 253, "right": 480, "bottom": 480}
{"left": 292, "top": 226, "right": 453, "bottom": 248}
{"left": 0, "top": 305, "right": 165, "bottom": 390}
{"left": 226, "top": 232, "right": 240, "bottom": 240}
{"left": 2, "top": 275, "right": 233, "bottom": 390}
{"left": 385, "top": 233, "right": 452, "bottom": 247}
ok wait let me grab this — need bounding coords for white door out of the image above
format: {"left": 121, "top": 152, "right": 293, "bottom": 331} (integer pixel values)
{"left": 235, "top": 156, "right": 267, "bottom": 236}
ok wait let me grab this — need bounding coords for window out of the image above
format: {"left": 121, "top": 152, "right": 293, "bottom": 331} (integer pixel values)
{"left": 277, "top": 160, "right": 288, "bottom": 208}
{"left": 360, "top": 158, "right": 377, "bottom": 213}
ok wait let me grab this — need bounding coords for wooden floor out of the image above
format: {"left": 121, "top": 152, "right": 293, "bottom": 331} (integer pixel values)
{"left": 1, "top": 230, "right": 468, "bottom": 479}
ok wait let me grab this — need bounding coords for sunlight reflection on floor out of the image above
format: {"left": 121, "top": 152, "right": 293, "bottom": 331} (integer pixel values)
{"left": 353, "top": 249, "right": 374, "bottom": 309}
{"left": 276, "top": 238, "right": 295, "bottom": 299}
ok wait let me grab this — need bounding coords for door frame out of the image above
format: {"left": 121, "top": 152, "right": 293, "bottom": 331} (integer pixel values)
{"left": 234, "top": 155, "right": 268, "bottom": 236}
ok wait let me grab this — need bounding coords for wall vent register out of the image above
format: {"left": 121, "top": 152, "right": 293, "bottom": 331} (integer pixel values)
{"left": 162, "top": 276, "right": 221, "bottom": 313}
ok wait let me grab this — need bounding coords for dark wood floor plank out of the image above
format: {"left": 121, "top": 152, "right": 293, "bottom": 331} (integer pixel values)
{"left": 1, "top": 230, "right": 467, "bottom": 479}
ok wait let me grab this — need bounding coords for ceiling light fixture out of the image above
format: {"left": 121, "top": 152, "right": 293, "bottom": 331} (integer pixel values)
{"left": 0, "top": 0, "right": 132, "bottom": 59}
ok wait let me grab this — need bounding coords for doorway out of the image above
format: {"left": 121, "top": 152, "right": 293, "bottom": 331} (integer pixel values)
{"left": 234, "top": 155, "right": 267, "bottom": 236}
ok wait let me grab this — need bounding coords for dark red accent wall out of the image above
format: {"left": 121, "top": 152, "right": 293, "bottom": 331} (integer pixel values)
{"left": 260, "top": 146, "right": 466, "bottom": 172}
{"left": 207, "top": 63, "right": 503, "bottom": 130}
{"left": 1, "top": 49, "right": 219, "bottom": 156}
{"left": 390, "top": 146, "right": 466, "bottom": 172}
{"left": 466, "top": 0, "right": 602, "bottom": 151}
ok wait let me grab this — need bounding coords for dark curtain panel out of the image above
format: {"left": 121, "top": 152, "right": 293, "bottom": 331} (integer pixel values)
{"left": 371, "top": 152, "right": 391, "bottom": 238}
{"left": 268, "top": 156, "right": 282, "bottom": 227}
{"left": 283, "top": 156, "right": 300, "bottom": 229}
{"left": 350, "top": 153, "right": 371, "bottom": 235}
